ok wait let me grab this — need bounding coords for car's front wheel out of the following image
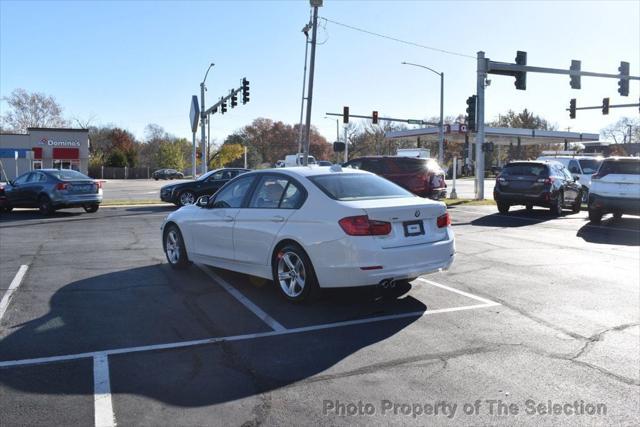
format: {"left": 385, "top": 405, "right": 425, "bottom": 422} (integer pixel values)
{"left": 179, "top": 191, "right": 196, "bottom": 206}
{"left": 613, "top": 211, "right": 623, "bottom": 219}
{"left": 164, "top": 224, "right": 189, "bottom": 269}
{"left": 571, "top": 192, "right": 582, "bottom": 214}
{"left": 273, "top": 243, "right": 318, "bottom": 303}
{"left": 83, "top": 204, "right": 99, "bottom": 213}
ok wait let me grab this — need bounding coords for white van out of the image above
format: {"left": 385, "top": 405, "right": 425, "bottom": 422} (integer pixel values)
{"left": 279, "top": 154, "right": 317, "bottom": 167}
{"left": 537, "top": 154, "right": 603, "bottom": 201}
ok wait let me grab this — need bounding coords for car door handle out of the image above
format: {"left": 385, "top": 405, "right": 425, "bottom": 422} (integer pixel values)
{"left": 271, "top": 215, "right": 285, "bottom": 223}
{"left": 224, "top": 216, "right": 234, "bottom": 222}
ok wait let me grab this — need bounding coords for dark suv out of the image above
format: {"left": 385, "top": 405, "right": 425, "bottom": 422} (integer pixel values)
{"left": 494, "top": 161, "right": 582, "bottom": 216}
{"left": 152, "top": 169, "right": 184, "bottom": 180}
{"left": 343, "top": 156, "right": 447, "bottom": 199}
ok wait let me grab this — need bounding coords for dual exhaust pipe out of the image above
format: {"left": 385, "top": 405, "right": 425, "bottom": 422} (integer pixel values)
{"left": 379, "top": 278, "right": 397, "bottom": 289}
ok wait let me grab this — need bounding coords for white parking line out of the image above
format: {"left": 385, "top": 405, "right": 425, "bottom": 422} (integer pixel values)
{"left": 416, "top": 278, "right": 500, "bottom": 306}
{"left": 0, "top": 300, "right": 498, "bottom": 369}
{"left": 0, "top": 265, "right": 28, "bottom": 321}
{"left": 93, "top": 353, "right": 116, "bottom": 427}
{"left": 197, "top": 265, "right": 287, "bottom": 332}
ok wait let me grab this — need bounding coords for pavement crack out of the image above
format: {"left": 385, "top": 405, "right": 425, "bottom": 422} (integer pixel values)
{"left": 571, "top": 322, "right": 640, "bottom": 361}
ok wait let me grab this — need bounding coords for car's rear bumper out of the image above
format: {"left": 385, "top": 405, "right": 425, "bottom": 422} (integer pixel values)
{"left": 309, "top": 228, "right": 456, "bottom": 288}
{"left": 494, "top": 189, "right": 553, "bottom": 207}
{"left": 588, "top": 193, "right": 640, "bottom": 215}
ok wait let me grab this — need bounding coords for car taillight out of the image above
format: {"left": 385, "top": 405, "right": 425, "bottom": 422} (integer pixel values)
{"left": 437, "top": 212, "right": 451, "bottom": 228}
{"left": 339, "top": 215, "right": 392, "bottom": 236}
{"left": 536, "top": 177, "right": 554, "bottom": 185}
{"left": 56, "top": 182, "right": 70, "bottom": 190}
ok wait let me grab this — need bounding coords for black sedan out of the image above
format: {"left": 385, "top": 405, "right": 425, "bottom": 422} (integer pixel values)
{"left": 494, "top": 161, "right": 582, "bottom": 216}
{"left": 152, "top": 169, "right": 184, "bottom": 180}
{"left": 160, "top": 168, "right": 250, "bottom": 206}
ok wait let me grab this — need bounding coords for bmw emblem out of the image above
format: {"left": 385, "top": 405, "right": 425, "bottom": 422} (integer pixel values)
{"left": 415, "top": 210, "right": 421, "bottom": 217}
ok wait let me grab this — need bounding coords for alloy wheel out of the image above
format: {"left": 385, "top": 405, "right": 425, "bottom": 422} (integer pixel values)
{"left": 277, "top": 251, "right": 306, "bottom": 298}
{"left": 180, "top": 192, "right": 196, "bottom": 206}
{"left": 165, "top": 230, "right": 180, "bottom": 264}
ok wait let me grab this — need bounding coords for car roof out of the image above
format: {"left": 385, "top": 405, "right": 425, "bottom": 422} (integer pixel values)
{"left": 538, "top": 155, "right": 603, "bottom": 160}
{"left": 602, "top": 156, "right": 640, "bottom": 161}
{"left": 246, "top": 166, "right": 370, "bottom": 178}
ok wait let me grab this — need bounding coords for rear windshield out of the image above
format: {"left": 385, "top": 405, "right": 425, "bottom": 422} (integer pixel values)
{"left": 501, "top": 163, "right": 548, "bottom": 177}
{"left": 578, "top": 159, "right": 602, "bottom": 174}
{"left": 309, "top": 173, "right": 414, "bottom": 201}
{"left": 47, "top": 170, "right": 91, "bottom": 180}
{"left": 599, "top": 160, "right": 640, "bottom": 175}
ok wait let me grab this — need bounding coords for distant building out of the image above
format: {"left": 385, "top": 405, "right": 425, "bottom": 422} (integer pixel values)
{"left": 0, "top": 128, "right": 89, "bottom": 180}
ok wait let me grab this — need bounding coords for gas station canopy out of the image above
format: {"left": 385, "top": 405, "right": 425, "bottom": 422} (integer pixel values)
{"left": 385, "top": 123, "right": 599, "bottom": 146}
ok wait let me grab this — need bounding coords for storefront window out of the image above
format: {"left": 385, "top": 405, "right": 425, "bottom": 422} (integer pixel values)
{"left": 53, "top": 160, "right": 80, "bottom": 171}
{"left": 32, "top": 160, "right": 43, "bottom": 170}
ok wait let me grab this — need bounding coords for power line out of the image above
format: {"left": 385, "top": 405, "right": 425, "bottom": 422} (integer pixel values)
{"left": 320, "top": 17, "right": 476, "bottom": 60}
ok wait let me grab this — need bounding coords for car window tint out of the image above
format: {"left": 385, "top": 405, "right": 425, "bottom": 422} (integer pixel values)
{"left": 48, "top": 170, "right": 90, "bottom": 180}
{"left": 345, "top": 160, "right": 363, "bottom": 170}
{"left": 310, "top": 173, "right": 413, "bottom": 201}
{"left": 568, "top": 161, "right": 580, "bottom": 174}
{"left": 222, "top": 170, "right": 234, "bottom": 180}
{"left": 280, "top": 181, "right": 304, "bottom": 209}
{"left": 599, "top": 160, "right": 640, "bottom": 175}
{"left": 502, "top": 164, "right": 548, "bottom": 177}
{"left": 210, "top": 171, "right": 224, "bottom": 181}
{"left": 14, "top": 173, "right": 31, "bottom": 185}
{"left": 249, "top": 176, "right": 288, "bottom": 208}
{"left": 212, "top": 175, "right": 255, "bottom": 208}
{"left": 579, "top": 159, "right": 601, "bottom": 174}
{"left": 26, "top": 173, "right": 40, "bottom": 183}
{"left": 361, "top": 159, "right": 384, "bottom": 174}
{"left": 386, "top": 158, "right": 427, "bottom": 174}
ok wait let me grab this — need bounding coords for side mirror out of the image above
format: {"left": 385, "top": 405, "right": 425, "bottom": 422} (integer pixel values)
{"left": 196, "top": 195, "right": 209, "bottom": 207}
{"left": 574, "top": 176, "right": 579, "bottom": 181}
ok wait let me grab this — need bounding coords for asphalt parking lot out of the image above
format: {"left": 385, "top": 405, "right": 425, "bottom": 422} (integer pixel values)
{"left": 0, "top": 204, "right": 638, "bottom": 426}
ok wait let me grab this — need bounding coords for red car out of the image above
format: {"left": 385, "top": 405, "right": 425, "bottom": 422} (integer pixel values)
{"left": 343, "top": 156, "right": 447, "bottom": 199}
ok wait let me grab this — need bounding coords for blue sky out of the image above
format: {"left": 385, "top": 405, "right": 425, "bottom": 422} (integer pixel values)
{"left": 1, "top": 0, "right": 638, "bottom": 144}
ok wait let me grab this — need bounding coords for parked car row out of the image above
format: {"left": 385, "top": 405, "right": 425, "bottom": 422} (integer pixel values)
{"left": 493, "top": 157, "right": 640, "bottom": 223}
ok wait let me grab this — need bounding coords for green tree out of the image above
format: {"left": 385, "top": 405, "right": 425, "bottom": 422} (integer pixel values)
{"left": 106, "top": 149, "right": 128, "bottom": 167}
{"left": 209, "top": 143, "right": 245, "bottom": 169}
{"left": 155, "top": 141, "right": 185, "bottom": 170}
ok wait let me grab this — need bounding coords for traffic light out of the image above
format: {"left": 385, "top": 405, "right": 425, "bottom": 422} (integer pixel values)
{"left": 242, "top": 78, "right": 250, "bottom": 104}
{"left": 514, "top": 51, "right": 527, "bottom": 90}
{"left": 333, "top": 141, "right": 345, "bottom": 152}
{"left": 569, "top": 98, "right": 576, "bottom": 119}
{"left": 231, "top": 93, "right": 238, "bottom": 108}
{"left": 196, "top": 150, "right": 202, "bottom": 159}
{"left": 602, "top": 97, "right": 610, "bottom": 115}
{"left": 618, "top": 61, "right": 629, "bottom": 96}
{"left": 343, "top": 106, "right": 349, "bottom": 124}
{"left": 372, "top": 110, "right": 378, "bottom": 124}
{"left": 570, "top": 60, "right": 581, "bottom": 89}
{"left": 220, "top": 98, "right": 227, "bottom": 114}
{"left": 466, "top": 95, "right": 477, "bottom": 131}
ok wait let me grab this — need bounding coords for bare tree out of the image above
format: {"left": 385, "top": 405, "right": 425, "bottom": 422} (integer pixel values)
{"left": 601, "top": 117, "right": 639, "bottom": 144}
{"left": 1, "top": 89, "right": 68, "bottom": 132}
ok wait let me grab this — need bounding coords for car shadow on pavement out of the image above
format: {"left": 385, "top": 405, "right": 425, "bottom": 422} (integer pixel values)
{"left": 470, "top": 207, "right": 577, "bottom": 228}
{"left": 0, "top": 264, "right": 425, "bottom": 407}
{"left": 0, "top": 209, "right": 82, "bottom": 224}
{"left": 122, "top": 205, "right": 177, "bottom": 213}
{"left": 577, "top": 217, "right": 640, "bottom": 246}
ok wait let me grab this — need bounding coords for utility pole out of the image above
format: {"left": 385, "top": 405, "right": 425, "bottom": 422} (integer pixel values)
{"left": 344, "top": 124, "right": 348, "bottom": 163}
{"left": 303, "top": 0, "right": 322, "bottom": 166}
{"left": 475, "top": 51, "right": 487, "bottom": 200}
{"left": 439, "top": 72, "right": 444, "bottom": 164}
{"left": 200, "top": 63, "right": 214, "bottom": 176}
{"left": 298, "top": 20, "right": 312, "bottom": 154}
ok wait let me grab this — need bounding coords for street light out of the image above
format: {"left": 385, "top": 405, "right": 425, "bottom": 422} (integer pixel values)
{"left": 401, "top": 62, "right": 445, "bottom": 164}
{"left": 200, "top": 62, "right": 215, "bottom": 175}
{"left": 323, "top": 116, "right": 340, "bottom": 141}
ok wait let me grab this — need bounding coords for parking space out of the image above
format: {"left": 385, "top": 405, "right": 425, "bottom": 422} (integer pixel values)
{"left": 1, "top": 205, "right": 638, "bottom": 425}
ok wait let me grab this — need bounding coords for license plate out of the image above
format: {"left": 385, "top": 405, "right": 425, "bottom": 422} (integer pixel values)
{"left": 73, "top": 185, "right": 92, "bottom": 192}
{"left": 403, "top": 220, "right": 424, "bottom": 237}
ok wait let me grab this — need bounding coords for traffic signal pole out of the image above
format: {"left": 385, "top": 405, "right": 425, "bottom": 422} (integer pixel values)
{"left": 475, "top": 51, "right": 487, "bottom": 200}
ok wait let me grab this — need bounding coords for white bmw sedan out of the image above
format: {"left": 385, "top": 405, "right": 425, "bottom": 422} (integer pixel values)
{"left": 161, "top": 166, "right": 455, "bottom": 302}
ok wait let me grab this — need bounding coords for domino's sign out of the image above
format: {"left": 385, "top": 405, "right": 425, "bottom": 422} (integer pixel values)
{"left": 39, "top": 137, "right": 81, "bottom": 147}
